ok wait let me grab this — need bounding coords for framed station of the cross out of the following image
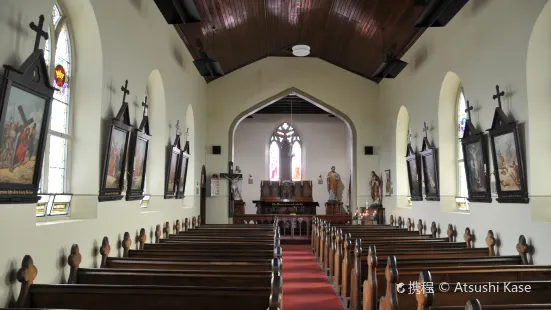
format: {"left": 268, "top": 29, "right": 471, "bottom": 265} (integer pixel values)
{"left": 0, "top": 15, "right": 55, "bottom": 203}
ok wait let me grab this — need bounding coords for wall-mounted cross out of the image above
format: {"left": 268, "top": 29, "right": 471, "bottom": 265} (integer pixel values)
{"left": 30, "top": 15, "right": 48, "bottom": 52}
{"left": 141, "top": 96, "right": 148, "bottom": 116}
{"left": 407, "top": 128, "right": 412, "bottom": 144}
{"left": 492, "top": 84, "right": 505, "bottom": 109}
{"left": 423, "top": 122, "right": 429, "bottom": 139}
{"left": 120, "top": 80, "right": 130, "bottom": 105}
{"left": 465, "top": 100, "right": 473, "bottom": 120}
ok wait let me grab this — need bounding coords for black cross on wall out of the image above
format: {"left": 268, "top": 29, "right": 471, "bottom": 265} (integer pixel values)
{"left": 465, "top": 100, "right": 473, "bottom": 119}
{"left": 30, "top": 15, "right": 49, "bottom": 52}
{"left": 142, "top": 96, "right": 148, "bottom": 117}
{"left": 492, "top": 85, "right": 505, "bottom": 109}
{"left": 423, "top": 122, "right": 429, "bottom": 139}
{"left": 121, "top": 80, "right": 130, "bottom": 105}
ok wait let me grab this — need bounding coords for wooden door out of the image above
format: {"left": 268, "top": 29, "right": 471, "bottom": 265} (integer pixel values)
{"left": 200, "top": 165, "right": 206, "bottom": 225}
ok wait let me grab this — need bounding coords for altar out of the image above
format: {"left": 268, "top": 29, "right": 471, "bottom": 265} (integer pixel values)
{"left": 254, "top": 180, "right": 319, "bottom": 215}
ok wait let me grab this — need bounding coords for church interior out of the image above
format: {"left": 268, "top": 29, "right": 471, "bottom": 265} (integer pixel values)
{"left": 1, "top": 0, "right": 551, "bottom": 309}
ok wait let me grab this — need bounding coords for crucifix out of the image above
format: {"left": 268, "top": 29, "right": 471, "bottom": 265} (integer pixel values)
{"left": 142, "top": 96, "right": 148, "bottom": 117}
{"left": 465, "top": 100, "right": 473, "bottom": 120}
{"left": 29, "top": 15, "right": 49, "bottom": 52}
{"left": 220, "top": 161, "right": 243, "bottom": 217}
{"left": 492, "top": 84, "right": 505, "bottom": 110}
{"left": 423, "top": 122, "right": 429, "bottom": 139}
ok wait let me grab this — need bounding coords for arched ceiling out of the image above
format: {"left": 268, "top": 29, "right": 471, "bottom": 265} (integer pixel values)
{"left": 174, "top": 0, "right": 427, "bottom": 83}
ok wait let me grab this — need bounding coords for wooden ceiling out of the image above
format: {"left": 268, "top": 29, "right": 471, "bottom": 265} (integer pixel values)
{"left": 174, "top": 0, "right": 427, "bottom": 83}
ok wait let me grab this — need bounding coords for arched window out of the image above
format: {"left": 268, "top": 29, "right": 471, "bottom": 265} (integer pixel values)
{"left": 42, "top": 2, "right": 73, "bottom": 194}
{"left": 269, "top": 122, "right": 302, "bottom": 181}
{"left": 456, "top": 89, "right": 469, "bottom": 210}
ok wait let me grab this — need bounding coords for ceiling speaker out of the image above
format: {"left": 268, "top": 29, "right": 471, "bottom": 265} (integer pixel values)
{"left": 212, "top": 146, "right": 221, "bottom": 155}
{"left": 154, "top": 0, "right": 201, "bottom": 24}
{"left": 414, "top": 0, "right": 468, "bottom": 28}
{"left": 373, "top": 58, "right": 408, "bottom": 79}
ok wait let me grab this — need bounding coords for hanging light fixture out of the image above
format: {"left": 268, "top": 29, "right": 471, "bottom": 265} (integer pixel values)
{"left": 292, "top": 45, "right": 310, "bottom": 57}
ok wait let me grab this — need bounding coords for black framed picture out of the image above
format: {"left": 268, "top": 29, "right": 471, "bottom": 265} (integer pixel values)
{"left": 99, "top": 81, "right": 132, "bottom": 201}
{"left": 461, "top": 118, "right": 492, "bottom": 203}
{"left": 487, "top": 85, "right": 528, "bottom": 203}
{"left": 164, "top": 122, "right": 182, "bottom": 199}
{"left": 406, "top": 143, "right": 422, "bottom": 201}
{"left": 488, "top": 108, "right": 528, "bottom": 203}
{"left": 420, "top": 136, "right": 439, "bottom": 201}
{"left": 384, "top": 169, "right": 391, "bottom": 196}
{"left": 126, "top": 97, "right": 150, "bottom": 201}
{"left": 0, "top": 28, "right": 54, "bottom": 203}
{"left": 175, "top": 141, "right": 190, "bottom": 199}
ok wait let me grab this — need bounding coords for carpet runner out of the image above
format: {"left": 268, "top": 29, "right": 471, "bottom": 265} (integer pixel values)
{"left": 281, "top": 244, "right": 344, "bottom": 310}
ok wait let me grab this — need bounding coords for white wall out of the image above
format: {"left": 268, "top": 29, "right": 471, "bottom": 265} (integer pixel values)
{"left": 0, "top": 0, "right": 206, "bottom": 305}
{"left": 234, "top": 114, "right": 349, "bottom": 214}
{"left": 205, "top": 57, "right": 381, "bottom": 224}
{"left": 378, "top": 0, "right": 551, "bottom": 263}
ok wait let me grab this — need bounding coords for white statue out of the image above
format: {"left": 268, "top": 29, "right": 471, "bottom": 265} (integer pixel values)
{"left": 224, "top": 165, "right": 243, "bottom": 201}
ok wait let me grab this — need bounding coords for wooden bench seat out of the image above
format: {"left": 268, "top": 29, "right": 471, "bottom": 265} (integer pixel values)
{"left": 364, "top": 243, "right": 540, "bottom": 310}
{"left": 100, "top": 237, "right": 281, "bottom": 272}
{"left": 443, "top": 299, "right": 551, "bottom": 310}
{"left": 408, "top": 270, "right": 551, "bottom": 310}
{"left": 346, "top": 233, "right": 524, "bottom": 309}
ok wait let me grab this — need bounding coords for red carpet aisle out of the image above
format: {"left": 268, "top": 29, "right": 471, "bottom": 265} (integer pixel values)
{"left": 282, "top": 244, "right": 344, "bottom": 310}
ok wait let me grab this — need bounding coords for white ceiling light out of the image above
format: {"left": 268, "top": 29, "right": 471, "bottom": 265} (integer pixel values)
{"left": 292, "top": 44, "right": 310, "bottom": 57}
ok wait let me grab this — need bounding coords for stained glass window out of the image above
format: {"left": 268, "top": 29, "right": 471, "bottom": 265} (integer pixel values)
{"left": 269, "top": 122, "right": 302, "bottom": 181}
{"left": 38, "top": 2, "right": 73, "bottom": 217}
{"left": 269, "top": 140, "right": 279, "bottom": 181}
{"left": 456, "top": 89, "right": 469, "bottom": 211}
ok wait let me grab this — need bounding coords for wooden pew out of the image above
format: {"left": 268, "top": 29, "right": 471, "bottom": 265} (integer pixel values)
{"left": 411, "top": 267, "right": 551, "bottom": 310}
{"left": 100, "top": 236, "right": 281, "bottom": 272}
{"left": 14, "top": 255, "right": 282, "bottom": 310}
{"left": 67, "top": 244, "right": 281, "bottom": 290}
{"left": 365, "top": 235, "right": 535, "bottom": 310}
{"left": 348, "top": 230, "right": 524, "bottom": 310}
{"left": 452, "top": 299, "right": 551, "bottom": 310}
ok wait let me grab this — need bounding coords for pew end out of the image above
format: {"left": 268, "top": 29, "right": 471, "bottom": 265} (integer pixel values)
{"left": 15, "top": 255, "right": 38, "bottom": 308}
{"left": 122, "top": 232, "right": 132, "bottom": 257}
{"left": 155, "top": 225, "right": 161, "bottom": 243}
{"left": 485, "top": 230, "right": 496, "bottom": 256}
{"left": 517, "top": 235, "right": 529, "bottom": 264}
{"left": 67, "top": 244, "right": 82, "bottom": 284}
{"left": 138, "top": 228, "right": 147, "bottom": 250}
{"left": 99, "top": 237, "right": 111, "bottom": 268}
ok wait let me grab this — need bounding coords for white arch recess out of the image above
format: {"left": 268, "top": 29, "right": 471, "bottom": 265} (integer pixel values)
{"left": 228, "top": 87, "right": 358, "bottom": 210}
{"left": 61, "top": 0, "right": 103, "bottom": 194}
{"left": 438, "top": 71, "right": 462, "bottom": 209}
{"left": 527, "top": 2, "right": 551, "bottom": 220}
{"left": 146, "top": 69, "right": 167, "bottom": 196}
{"left": 395, "top": 106, "right": 410, "bottom": 200}
{"left": 185, "top": 105, "right": 195, "bottom": 196}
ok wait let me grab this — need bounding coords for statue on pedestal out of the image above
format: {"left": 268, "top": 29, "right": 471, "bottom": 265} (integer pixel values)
{"left": 370, "top": 171, "right": 382, "bottom": 205}
{"left": 327, "top": 166, "right": 342, "bottom": 201}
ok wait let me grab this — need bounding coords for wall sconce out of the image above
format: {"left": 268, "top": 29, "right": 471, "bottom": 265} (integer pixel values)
{"left": 248, "top": 174, "right": 253, "bottom": 184}
{"left": 318, "top": 174, "right": 323, "bottom": 184}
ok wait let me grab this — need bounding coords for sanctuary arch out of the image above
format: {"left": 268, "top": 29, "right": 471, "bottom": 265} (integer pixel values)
{"left": 527, "top": 1, "right": 551, "bottom": 221}
{"left": 228, "top": 87, "right": 358, "bottom": 211}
